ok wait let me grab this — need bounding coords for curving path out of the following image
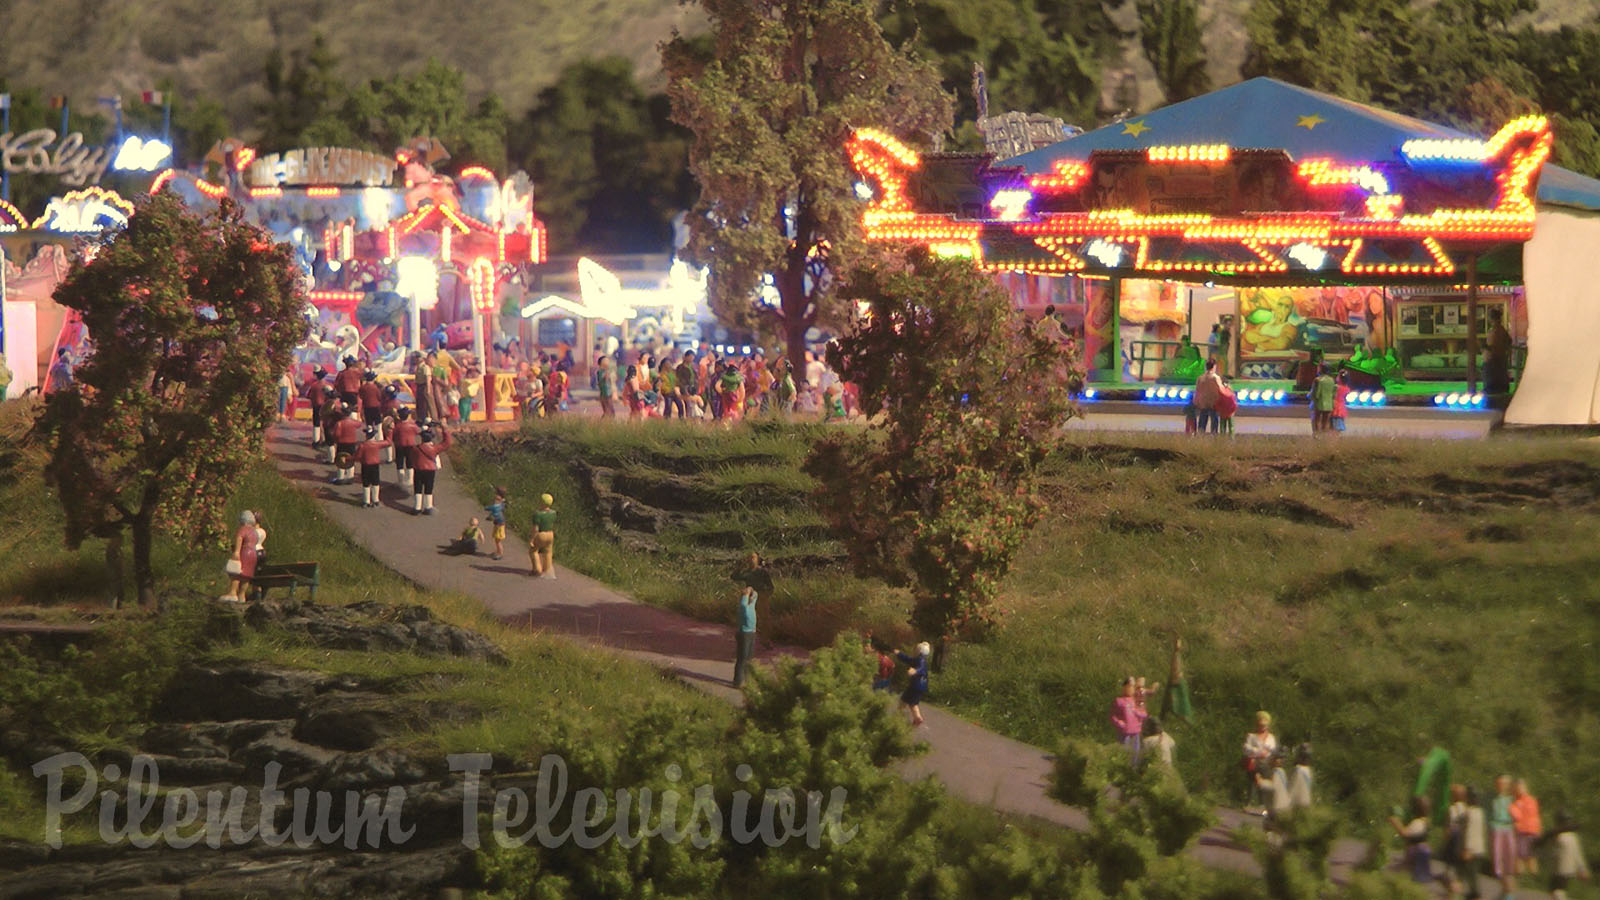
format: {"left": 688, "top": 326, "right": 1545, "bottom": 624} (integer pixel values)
{"left": 269, "top": 424, "right": 1526, "bottom": 896}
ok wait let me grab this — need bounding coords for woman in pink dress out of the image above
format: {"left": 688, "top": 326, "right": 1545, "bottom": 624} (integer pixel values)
{"left": 223, "top": 511, "right": 259, "bottom": 602}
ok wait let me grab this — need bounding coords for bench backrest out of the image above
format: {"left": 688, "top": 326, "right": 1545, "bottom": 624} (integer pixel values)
{"left": 253, "top": 562, "right": 319, "bottom": 582}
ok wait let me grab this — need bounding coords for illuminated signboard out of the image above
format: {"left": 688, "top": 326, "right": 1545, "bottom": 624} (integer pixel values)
{"left": 247, "top": 148, "right": 395, "bottom": 188}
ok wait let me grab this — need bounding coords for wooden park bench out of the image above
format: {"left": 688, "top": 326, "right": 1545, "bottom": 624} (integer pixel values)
{"left": 247, "top": 562, "right": 320, "bottom": 602}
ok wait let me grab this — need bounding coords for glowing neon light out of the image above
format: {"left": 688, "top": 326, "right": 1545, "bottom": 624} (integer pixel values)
{"left": 468, "top": 257, "right": 497, "bottom": 313}
{"left": 989, "top": 189, "right": 1032, "bottom": 221}
{"left": 147, "top": 169, "right": 177, "bottom": 195}
{"left": 1402, "top": 115, "right": 1548, "bottom": 163}
{"left": 458, "top": 166, "right": 495, "bottom": 181}
{"left": 1085, "top": 239, "right": 1124, "bottom": 267}
{"left": 194, "top": 179, "right": 228, "bottom": 199}
{"left": 305, "top": 186, "right": 340, "bottom": 198}
{"left": 0, "top": 198, "right": 26, "bottom": 230}
{"left": 250, "top": 186, "right": 283, "bottom": 198}
{"left": 1297, "top": 159, "right": 1391, "bottom": 196}
{"left": 1285, "top": 242, "right": 1328, "bottom": 270}
{"left": 112, "top": 136, "right": 172, "bottom": 172}
{"left": 234, "top": 147, "right": 257, "bottom": 171}
{"left": 1147, "top": 144, "right": 1230, "bottom": 163}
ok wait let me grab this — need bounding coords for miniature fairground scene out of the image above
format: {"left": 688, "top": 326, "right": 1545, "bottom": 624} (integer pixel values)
{"left": 0, "top": 2, "right": 1597, "bottom": 898}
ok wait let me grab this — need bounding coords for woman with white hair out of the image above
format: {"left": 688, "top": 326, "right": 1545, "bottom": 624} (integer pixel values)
{"left": 221, "top": 511, "right": 259, "bottom": 602}
{"left": 896, "top": 641, "right": 932, "bottom": 726}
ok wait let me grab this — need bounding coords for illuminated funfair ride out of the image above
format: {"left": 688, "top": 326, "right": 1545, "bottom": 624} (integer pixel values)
{"left": 848, "top": 78, "right": 1600, "bottom": 425}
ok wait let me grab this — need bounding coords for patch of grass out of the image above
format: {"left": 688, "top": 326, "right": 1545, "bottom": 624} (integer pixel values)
{"left": 454, "top": 420, "right": 914, "bottom": 648}
{"left": 0, "top": 400, "right": 727, "bottom": 843}
{"left": 457, "top": 416, "right": 1600, "bottom": 848}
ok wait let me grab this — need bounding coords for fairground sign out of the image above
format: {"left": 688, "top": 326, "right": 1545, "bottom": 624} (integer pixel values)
{"left": 247, "top": 148, "right": 395, "bottom": 188}
{"left": 0, "top": 129, "right": 113, "bottom": 186}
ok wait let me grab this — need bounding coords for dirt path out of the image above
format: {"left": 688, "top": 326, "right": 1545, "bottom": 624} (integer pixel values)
{"left": 268, "top": 424, "right": 1522, "bottom": 895}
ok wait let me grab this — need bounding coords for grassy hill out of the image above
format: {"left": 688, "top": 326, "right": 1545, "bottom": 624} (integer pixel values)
{"left": 6, "top": 0, "right": 1593, "bottom": 144}
{"left": 0, "top": 0, "right": 701, "bottom": 131}
{"left": 456, "top": 418, "right": 1600, "bottom": 854}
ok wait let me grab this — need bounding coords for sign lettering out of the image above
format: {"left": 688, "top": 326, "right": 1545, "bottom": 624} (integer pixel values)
{"left": 248, "top": 147, "right": 394, "bottom": 187}
{"left": 0, "top": 129, "right": 113, "bottom": 186}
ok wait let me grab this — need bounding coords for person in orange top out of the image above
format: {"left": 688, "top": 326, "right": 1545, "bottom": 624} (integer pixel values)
{"left": 1511, "top": 777, "right": 1542, "bottom": 876}
{"left": 410, "top": 423, "right": 451, "bottom": 515}
{"left": 354, "top": 425, "right": 392, "bottom": 508}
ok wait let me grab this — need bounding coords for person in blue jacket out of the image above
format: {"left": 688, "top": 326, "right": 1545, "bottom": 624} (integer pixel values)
{"left": 897, "top": 641, "right": 932, "bottom": 726}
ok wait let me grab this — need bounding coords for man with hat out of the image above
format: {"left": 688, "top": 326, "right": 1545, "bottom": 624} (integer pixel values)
{"left": 330, "top": 406, "right": 363, "bottom": 484}
{"left": 354, "top": 423, "right": 392, "bottom": 508}
{"left": 301, "top": 367, "right": 330, "bottom": 446}
{"left": 410, "top": 421, "right": 451, "bottom": 514}
{"left": 334, "top": 355, "right": 363, "bottom": 406}
{"left": 392, "top": 408, "right": 421, "bottom": 491}
{"left": 358, "top": 370, "right": 384, "bottom": 430}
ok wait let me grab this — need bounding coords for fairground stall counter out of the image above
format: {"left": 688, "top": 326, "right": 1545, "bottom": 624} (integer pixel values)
{"left": 849, "top": 78, "right": 1600, "bottom": 428}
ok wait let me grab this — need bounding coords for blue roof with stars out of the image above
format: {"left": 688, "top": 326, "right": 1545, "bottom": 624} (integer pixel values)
{"left": 1003, "top": 77, "right": 1600, "bottom": 212}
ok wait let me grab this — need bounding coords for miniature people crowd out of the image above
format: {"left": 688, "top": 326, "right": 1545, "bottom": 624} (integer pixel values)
{"left": 584, "top": 344, "right": 855, "bottom": 424}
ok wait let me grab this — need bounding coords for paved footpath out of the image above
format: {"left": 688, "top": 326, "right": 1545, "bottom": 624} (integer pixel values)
{"left": 269, "top": 423, "right": 1525, "bottom": 895}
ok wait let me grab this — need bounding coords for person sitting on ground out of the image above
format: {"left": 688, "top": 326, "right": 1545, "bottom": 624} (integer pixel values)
{"left": 441, "top": 518, "right": 485, "bottom": 556}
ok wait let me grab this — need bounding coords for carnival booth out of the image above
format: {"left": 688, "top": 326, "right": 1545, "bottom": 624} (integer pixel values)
{"left": 153, "top": 140, "right": 547, "bottom": 420}
{"left": 849, "top": 78, "right": 1600, "bottom": 426}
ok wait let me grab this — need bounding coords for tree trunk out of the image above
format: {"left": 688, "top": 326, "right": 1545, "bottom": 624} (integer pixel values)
{"left": 104, "top": 532, "right": 125, "bottom": 610}
{"left": 132, "top": 515, "right": 157, "bottom": 609}
{"left": 778, "top": 261, "right": 813, "bottom": 384}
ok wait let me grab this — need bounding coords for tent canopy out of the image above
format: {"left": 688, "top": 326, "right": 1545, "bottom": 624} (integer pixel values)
{"left": 1005, "top": 78, "right": 1600, "bottom": 213}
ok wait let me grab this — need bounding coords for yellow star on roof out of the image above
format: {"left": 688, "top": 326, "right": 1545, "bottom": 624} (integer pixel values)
{"left": 1297, "top": 114, "right": 1326, "bottom": 130}
{"left": 1122, "top": 119, "right": 1150, "bottom": 138}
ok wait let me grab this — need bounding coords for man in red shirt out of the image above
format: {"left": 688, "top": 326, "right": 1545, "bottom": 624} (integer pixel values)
{"left": 334, "top": 356, "right": 363, "bottom": 406}
{"left": 301, "top": 367, "right": 329, "bottom": 446}
{"left": 318, "top": 389, "right": 342, "bottom": 462}
{"left": 357, "top": 371, "right": 384, "bottom": 430}
{"left": 331, "top": 407, "right": 363, "bottom": 484}
{"left": 410, "top": 423, "right": 451, "bottom": 514}
{"left": 391, "top": 408, "right": 421, "bottom": 491}
{"left": 355, "top": 425, "right": 392, "bottom": 508}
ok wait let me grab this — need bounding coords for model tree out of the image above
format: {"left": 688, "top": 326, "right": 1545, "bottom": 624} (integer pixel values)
{"left": 803, "top": 248, "right": 1081, "bottom": 644}
{"left": 663, "top": 0, "right": 951, "bottom": 377}
{"left": 1137, "top": 0, "right": 1212, "bottom": 104}
{"left": 36, "top": 192, "right": 305, "bottom": 608}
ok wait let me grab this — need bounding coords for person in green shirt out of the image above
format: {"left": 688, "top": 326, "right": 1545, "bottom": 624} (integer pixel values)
{"left": 1311, "top": 366, "right": 1336, "bottom": 434}
{"left": 529, "top": 493, "right": 557, "bottom": 579}
{"left": 596, "top": 357, "right": 617, "bottom": 418}
{"left": 0, "top": 352, "right": 12, "bottom": 401}
{"left": 658, "top": 361, "right": 681, "bottom": 418}
{"left": 774, "top": 360, "right": 797, "bottom": 416}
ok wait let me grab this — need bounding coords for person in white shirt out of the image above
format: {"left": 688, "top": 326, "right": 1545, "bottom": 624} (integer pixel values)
{"left": 1144, "top": 717, "right": 1176, "bottom": 767}
{"left": 1256, "top": 754, "right": 1293, "bottom": 824}
{"left": 1446, "top": 784, "right": 1486, "bottom": 898}
{"left": 1388, "top": 796, "right": 1434, "bottom": 884}
{"left": 1550, "top": 811, "right": 1590, "bottom": 900}
{"left": 1243, "top": 710, "right": 1278, "bottom": 811}
{"left": 1288, "top": 744, "right": 1314, "bottom": 811}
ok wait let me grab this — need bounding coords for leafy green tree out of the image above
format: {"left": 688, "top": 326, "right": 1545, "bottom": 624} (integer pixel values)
{"left": 803, "top": 248, "right": 1081, "bottom": 640}
{"left": 258, "top": 34, "right": 347, "bottom": 153}
{"left": 1050, "top": 738, "right": 1213, "bottom": 893}
{"left": 879, "top": 0, "right": 1124, "bottom": 143}
{"left": 311, "top": 59, "right": 509, "bottom": 171}
{"left": 510, "top": 57, "right": 694, "bottom": 253}
{"left": 36, "top": 193, "right": 305, "bottom": 607}
{"left": 664, "top": 0, "right": 951, "bottom": 376}
{"left": 1137, "top": 0, "right": 1212, "bottom": 103}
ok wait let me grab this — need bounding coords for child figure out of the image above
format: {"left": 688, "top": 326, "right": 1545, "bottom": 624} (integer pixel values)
{"left": 1257, "top": 753, "right": 1293, "bottom": 824}
{"left": 1288, "top": 744, "right": 1314, "bottom": 811}
{"left": 1446, "top": 784, "right": 1486, "bottom": 899}
{"left": 1110, "top": 677, "right": 1149, "bottom": 763}
{"left": 441, "top": 518, "right": 484, "bottom": 556}
{"left": 1390, "top": 795, "right": 1434, "bottom": 884}
{"left": 1511, "top": 778, "right": 1542, "bottom": 876}
{"left": 1549, "top": 811, "right": 1590, "bottom": 900}
{"left": 1489, "top": 775, "right": 1517, "bottom": 896}
{"left": 484, "top": 487, "right": 508, "bottom": 560}
{"left": 1331, "top": 370, "right": 1351, "bottom": 433}
{"left": 1216, "top": 381, "right": 1237, "bottom": 436}
{"left": 1144, "top": 716, "right": 1176, "bottom": 767}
